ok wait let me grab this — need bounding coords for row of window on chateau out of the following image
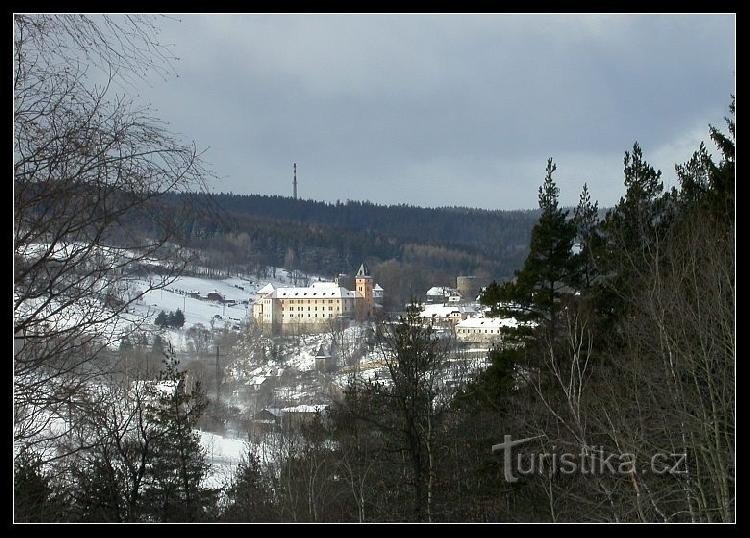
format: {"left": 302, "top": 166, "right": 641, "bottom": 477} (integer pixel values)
{"left": 282, "top": 298, "right": 342, "bottom": 304}
{"left": 283, "top": 312, "right": 338, "bottom": 319}
{"left": 282, "top": 305, "right": 342, "bottom": 312}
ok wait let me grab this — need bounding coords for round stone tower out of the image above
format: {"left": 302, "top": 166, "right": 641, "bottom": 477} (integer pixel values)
{"left": 456, "top": 275, "right": 480, "bottom": 301}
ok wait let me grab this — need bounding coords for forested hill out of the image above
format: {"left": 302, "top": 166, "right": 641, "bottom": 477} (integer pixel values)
{"left": 166, "top": 193, "right": 541, "bottom": 308}
{"left": 206, "top": 194, "right": 539, "bottom": 254}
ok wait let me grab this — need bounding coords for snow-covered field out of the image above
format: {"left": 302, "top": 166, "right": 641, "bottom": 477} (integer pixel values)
{"left": 116, "top": 267, "right": 328, "bottom": 352}
{"left": 129, "top": 277, "right": 252, "bottom": 331}
{"left": 15, "top": 242, "right": 327, "bottom": 345}
{"left": 135, "top": 267, "right": 320, "bottom": 320}
{"left": 199, "top": 429, "right": 304, "bottom": 489}
{"left": 200, "top": 430, "right": 249, "bottom": 488}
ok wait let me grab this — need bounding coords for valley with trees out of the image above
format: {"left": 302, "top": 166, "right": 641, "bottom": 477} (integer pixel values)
{"left": 13, "top": 13, "right": 734, "bottom": 524}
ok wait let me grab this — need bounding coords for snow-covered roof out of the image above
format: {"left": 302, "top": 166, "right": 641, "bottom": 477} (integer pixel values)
{"left": 374, "top": 284, "right": 384, "bottom": 291}
{"left": 152, "top": 380, "right": 179, "bottom": 395}
{"left": 257, "top": 283, "right": 276, "bottom": 295}
{"left": 456, "top": 316, "right": 519, "bottom": 329}
{"left": 281, "top": 404, "right": 328, "bottom": 414}
{"left": 311, "top": 280, "right": 339, "bottom": 289}
{"left": 272, "top": 286, "right": 356, "bottom": 299}
{"left": 425, "top": 286, "right": 458, "bottom": 296}
{"left": 247, "top": 375, "right": 269, "bottom": 386}
{"left": 356, "top": 262, "right": 371, "bottom": 277}
{"left": 315, "top": 343, "right": 332, "bottom": 358}
{"left": 419, "top": 304, "right": 477, "bottom": 318}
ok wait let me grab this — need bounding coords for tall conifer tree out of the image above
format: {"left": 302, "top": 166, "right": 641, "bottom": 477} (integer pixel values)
{"left": 481, "top": 158, "right": 577, "bottom": 340}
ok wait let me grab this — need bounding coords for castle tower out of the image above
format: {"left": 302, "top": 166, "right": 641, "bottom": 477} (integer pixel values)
{"left": 355, "top": 262, "right": 374, "bottom": 320}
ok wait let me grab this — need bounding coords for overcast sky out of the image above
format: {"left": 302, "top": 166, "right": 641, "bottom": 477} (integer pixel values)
{"left": 128, "top": 14, "right": 734, "bottom": 210}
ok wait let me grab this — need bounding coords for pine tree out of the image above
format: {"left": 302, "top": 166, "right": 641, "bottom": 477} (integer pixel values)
{"left": 675, "top": 142, "right": 714, "bottom": 208}
{"left": 142, "top": 348, "right": 216, "bottom": 521}
{"left": 67, "top": 450, "right": 125, "bottom": 522}
{"left": 708, "top": 96, "right": 735, "bottom": 225}
{"left": 604, "top": 141, "right": 665, "bottom": 256}
{"left": 154, "top": 310, "right": 168, "bottom": 328}
{"left": 594, "top": 142, "right": 666, "bottom": 330}
{"left": 573, "top": 182, "right": 599, "bottom": 289}
{"left": 677, "top": 97, "right": 734, "bottom": 228}
{"left": 14, "top": 451, "right": 66, "bottom": 522}
{"left": 480, "top": 158, "right": 578, "bottom": 340}
{"left": 172, "top": 309, "right": 185, "bottom": 328}
{"left": 222, "top": 452, "right": 278, "bottom": 521}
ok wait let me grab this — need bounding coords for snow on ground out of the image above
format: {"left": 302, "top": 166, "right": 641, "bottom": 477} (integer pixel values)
{"left": 129, "top": 267, "right": 326, "bottom": 328}
{"left": 284, "top": 350, "right": 314, "bottom": 372}
{"left": 199, "top": 430, "right": 249, "bottom": 489}
{"left": 199, "top": 429, "right": 295, "bottom": 489}
{"left": 16, "top": 259, "right": 332, "bottom": 356}
{"left": 111, "top": 267, "right": 327, "bottom": 352}
{"left": 129, "top": 278, "right": 249, "bottom": 331}
{"left": 281, "top": 404, "right": 328, "bottom": 413}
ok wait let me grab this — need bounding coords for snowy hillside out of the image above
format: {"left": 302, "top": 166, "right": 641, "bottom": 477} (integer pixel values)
{"left": 119, "top": 267, "right": 327, "bottom": 351}
{"left": 129, "top": 275, "right": 253, "bottom": 330}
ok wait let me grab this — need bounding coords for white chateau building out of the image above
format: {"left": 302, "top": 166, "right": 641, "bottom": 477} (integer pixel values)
{"left": 252, "top": 263, "right": 383, "bottom": 334}
{"left": 455, "top": 316, "right": 519, "bottom": 343}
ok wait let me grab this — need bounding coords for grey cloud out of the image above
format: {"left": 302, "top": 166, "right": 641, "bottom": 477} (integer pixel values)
{"left": 129, "top": 14, "right": 734, "bottom": 209}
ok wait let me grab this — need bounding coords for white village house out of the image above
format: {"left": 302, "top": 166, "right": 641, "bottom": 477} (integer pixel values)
{"left": 455, "top": 316, "right": 520, "bottom": 343}
{"left": 417, "top": 303, "right": 478, "bottom": 327}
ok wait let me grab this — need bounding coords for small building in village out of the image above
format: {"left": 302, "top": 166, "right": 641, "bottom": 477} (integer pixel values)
{"left": 314, "top": 343, "right": 336, "bottom": 373}
{"left": 417, "top": 303, "right": 478, "bottom": 327}
{"left": 250, "top": 407, "right": 282, "bottom": 436}
{"left": 424, "top": 286, "right": 462, "bottom": 304}
{"left": 455, "top": 316, "right": 519, "bottom": 343}
{"left": 373, "top": 283, "right": 384, "bottom": 305}
{"left": 280, "top": 404, "right": 329, "bottom": 430}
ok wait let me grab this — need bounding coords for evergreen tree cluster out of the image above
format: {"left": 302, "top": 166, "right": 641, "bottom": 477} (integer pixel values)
{"left": 468, "top": 98, "right": 735, "bottom": 522}
{"left": 154, "top": 309, "right": 185, "bottom": 329}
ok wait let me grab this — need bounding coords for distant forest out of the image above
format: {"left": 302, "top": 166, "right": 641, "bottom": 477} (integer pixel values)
{"left": 161, "top": 193, "right": 541, "bottom": 308}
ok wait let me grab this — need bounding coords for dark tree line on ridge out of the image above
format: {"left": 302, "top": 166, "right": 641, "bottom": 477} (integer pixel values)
{"left": 155, "top": 194, "right": 542, "bottom": 308}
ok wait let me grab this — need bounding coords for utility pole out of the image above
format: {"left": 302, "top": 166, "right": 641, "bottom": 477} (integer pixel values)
{"left": 215, "top": 345, "right": 223, "bottom": 405}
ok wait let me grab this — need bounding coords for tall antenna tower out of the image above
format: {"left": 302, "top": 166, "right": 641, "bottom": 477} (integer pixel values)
{"left": 293, "top": 162, "right": 298, "bottom": 199}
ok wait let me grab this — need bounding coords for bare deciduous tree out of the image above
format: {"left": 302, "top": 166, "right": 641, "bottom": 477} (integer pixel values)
{"left": 14, "top": 14, "right": 212, "bottom": 459}
{"left": 346, "top": 304, "right": 455, "bottom": 521}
